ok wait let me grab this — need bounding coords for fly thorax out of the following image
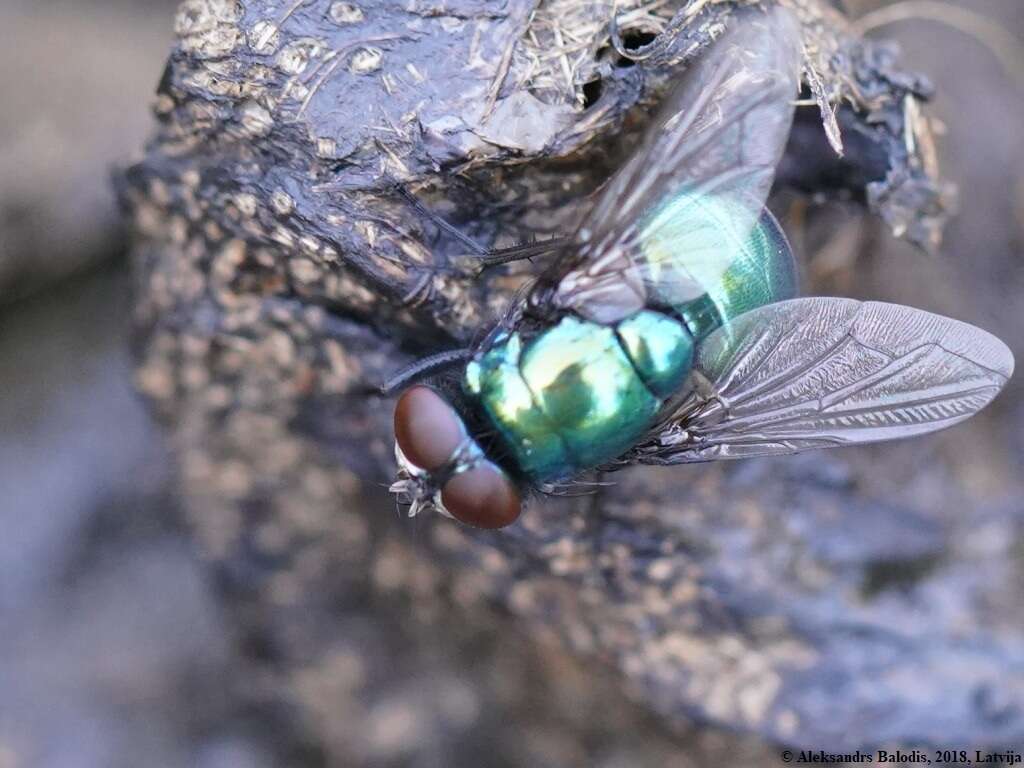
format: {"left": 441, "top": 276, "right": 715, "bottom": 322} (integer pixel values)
{"left": 464, "top": 312, "right": 693, "bottom": 481}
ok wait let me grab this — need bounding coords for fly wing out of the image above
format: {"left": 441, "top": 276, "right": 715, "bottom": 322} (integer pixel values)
{"left": 547, "top": 6, "right": 803, "bottom": 325}
{"left": 627, "top": 298, "right": 1014, "bottom": 464}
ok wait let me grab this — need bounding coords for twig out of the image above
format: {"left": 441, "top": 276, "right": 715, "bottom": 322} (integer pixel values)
{"left": 484, "top": 28, "right": 521, "bottom": 120}
{"left": 255, "top": 0, "right": 311, "bottom": 50}
{"left": 805, "top": 55, "right": 844, "bottom": 157}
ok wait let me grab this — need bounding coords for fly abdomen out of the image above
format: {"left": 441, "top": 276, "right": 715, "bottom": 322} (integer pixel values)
{"left": 464, "top": 310, "right": 692, "bottom": 481}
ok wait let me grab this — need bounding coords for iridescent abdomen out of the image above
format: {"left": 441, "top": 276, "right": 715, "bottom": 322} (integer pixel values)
{"left": 464, "top": 311, "right": 693, "bottom": 481}
{"left": 642, "top": 194, "right": 798, "bottom": 340}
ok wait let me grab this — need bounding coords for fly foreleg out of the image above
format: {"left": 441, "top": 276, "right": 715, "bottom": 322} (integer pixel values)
{"left": 392, "top": 183, "right": 569, "bottom": 273}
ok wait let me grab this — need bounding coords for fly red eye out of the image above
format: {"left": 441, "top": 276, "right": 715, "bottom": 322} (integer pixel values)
{"left": 441, "top": 462, "right": 522, "bottom": 529}
{"left": 394, "top": 385, "right": 466, "bottom": 471}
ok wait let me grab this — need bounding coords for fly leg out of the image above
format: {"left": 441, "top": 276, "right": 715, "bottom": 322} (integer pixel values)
{"left": 380, "top": 348, "right": 475, "bottom": 395}
{"left": 466, "top": 238, "right": 573, "bottom": 270}
{"left": 392, "top": 184, "right": 570, "bottom": 275}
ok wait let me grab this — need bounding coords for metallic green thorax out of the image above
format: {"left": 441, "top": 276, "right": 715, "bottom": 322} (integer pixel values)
{"left": 464, "top": 311, "right": 692, "bottom": 480}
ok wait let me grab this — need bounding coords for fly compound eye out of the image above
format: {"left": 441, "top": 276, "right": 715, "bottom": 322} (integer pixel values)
{"left": 393, "top": 385, "right": 467, "bottom": 472}
{"left": 441, "top": 462, "right": 522, "bottom": 530}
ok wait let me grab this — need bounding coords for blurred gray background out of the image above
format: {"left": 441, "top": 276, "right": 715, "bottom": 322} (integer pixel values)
{"left": 0, "top": 0, "right": 1021, "bottom": 766}
{"left": 0, "top": 2, "right": 259, "bottom": 766}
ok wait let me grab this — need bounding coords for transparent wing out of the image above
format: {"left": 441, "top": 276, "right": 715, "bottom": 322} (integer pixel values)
{"left": 545, "top": 6, "right": 803, "bottom": 326}
{"left": 627, "top": 298, "right": 1014, "bottom": 464}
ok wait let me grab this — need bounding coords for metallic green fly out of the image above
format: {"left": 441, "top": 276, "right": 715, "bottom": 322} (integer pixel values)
{"left": 389, "top": 7, "right": 1014, "bottom": 529}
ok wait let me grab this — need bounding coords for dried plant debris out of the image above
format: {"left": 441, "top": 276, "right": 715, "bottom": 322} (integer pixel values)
{"left": 116, "top": 0, "right": 1019, "bottom": 756}
{"left": 123, "top": 0, "right": 952, "bottom": 344}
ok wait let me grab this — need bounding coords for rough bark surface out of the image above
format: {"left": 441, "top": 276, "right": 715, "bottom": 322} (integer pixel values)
{"left": 118, "top": 0, "right": 1024, "bottom": 763}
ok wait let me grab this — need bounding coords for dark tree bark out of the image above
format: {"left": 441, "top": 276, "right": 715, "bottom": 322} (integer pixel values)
{"left": 118, "top": 0, "right": 1023, "bottom": 764}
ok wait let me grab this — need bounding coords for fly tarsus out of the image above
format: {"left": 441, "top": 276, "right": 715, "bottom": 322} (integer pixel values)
{"left": 461, "top": 236, "right": 572, "bottom": 269}
{"left": 393, "top": 182, "right": 569, "bottom": 276}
